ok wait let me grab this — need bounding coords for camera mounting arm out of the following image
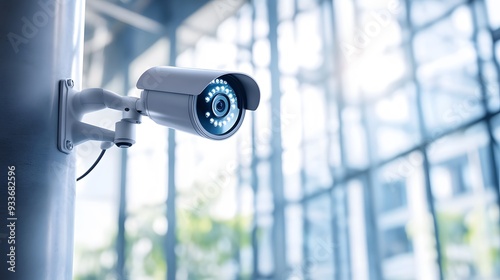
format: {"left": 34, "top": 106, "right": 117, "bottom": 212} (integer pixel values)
{"left": 58, "top": 79, "right": 142, "bottom": 154}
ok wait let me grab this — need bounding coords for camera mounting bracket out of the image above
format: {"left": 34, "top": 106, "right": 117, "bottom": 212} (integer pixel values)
{"left": 57, "top": 79, "right": 141, "bottom": 154}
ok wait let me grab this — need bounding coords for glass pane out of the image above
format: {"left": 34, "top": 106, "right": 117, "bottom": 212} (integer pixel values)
{"left": 381, "top": 226, "right": 413, "bottom": 259}
{"left": 283, "top": 150, "right": 303, "bottom": 201}
{"left": 341, "top": 106, "right": 369, "bottom": 170}
{"left": 493, "top": 114, "right": 500, "bottom": 144}
{"left": 303, "top": 138, "right": 333, "bottom": 194}
{"left": 295, "top": 8, "right": 323, "bottom": 70}
{"left": 278, "top": 0, "right": 295, "bottom": 21}
{"left": 429, "top": 124, "right": 500, "bottom": 279}
{"left": 368, "top": 84, "right": 421, "bottom": 161}
{"left": 485, "top": 0, "right": 500, "bottom": 28}
{"left": 332, "top": 187, "right": 351, "bottom": 280}
{"left": 301, "top": 84, "right": 328, "bottom": 144}
{"left": 415, "top": 6, "right": 485, "bottom": 133}
{"left": 126, "top": 209, "right": 167, "bottom": 279}
{"left": 411, "top": 0, "right": 466, "bottom": 28}
{"left": 375, "top": 152, "right": 440, "bottom": 279}
{"left": 285, "top": 204, "right": 304, "bottom": 279}
{"left": 255, "top": 161, "right": 273, "bottom": 213}
{"left": 414, "top": 5, "right": 473, "bottom": 64}
{"left": 346, "top": 180, "right": 370, "bottom": 280}
{"left": 257, "top": 214, "right": 274, "bottom": 276}
{"left": 482, "top": 61, "right": 500, "bottom": 112}
{"left": 305, "top": 195, "right": 334, "bottom": 279}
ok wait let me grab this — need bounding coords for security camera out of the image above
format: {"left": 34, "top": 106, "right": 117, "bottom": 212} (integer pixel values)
{"left": 57, "top": 66, "right": 260, "bottom": 154}
{"left": 135, "top": 66, "right": 260, "bottom": 140}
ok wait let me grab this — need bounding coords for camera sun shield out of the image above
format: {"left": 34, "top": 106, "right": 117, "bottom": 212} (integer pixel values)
{"left": 136, "top": 66, "right": 260, "bottom": 110}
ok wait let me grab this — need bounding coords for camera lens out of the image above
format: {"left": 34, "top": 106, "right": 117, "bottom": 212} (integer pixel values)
{"left": 196, "top": 77, "right": 244, "bottom": 136}
{"left": 216, "top": 100, "right": 225, "bottom": 112}
{"left": 212, "top": 94, "right": 229, "bottom": 117}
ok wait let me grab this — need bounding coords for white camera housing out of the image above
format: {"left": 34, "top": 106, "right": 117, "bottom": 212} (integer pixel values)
{"left": 136, "top": 66, "right": 260, "bottom": 140}
{"left": 57, "top": 66, "right": 260, "bottom": 153}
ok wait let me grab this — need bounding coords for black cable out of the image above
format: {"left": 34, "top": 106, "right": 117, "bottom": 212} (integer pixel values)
{"left": 77, "top": 149, "right": 107, "bottom": 181}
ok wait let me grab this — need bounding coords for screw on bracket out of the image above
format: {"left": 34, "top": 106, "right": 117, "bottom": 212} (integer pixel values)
{"left": 66, "top": 79, "right": 74, "bottom": 88}
{"left": 65, "top": 140, "right": 73, "bottom": 150}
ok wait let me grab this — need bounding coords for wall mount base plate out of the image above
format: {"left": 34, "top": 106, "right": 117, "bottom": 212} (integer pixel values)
{"left": 57, "top": 79, "right": 76, "bottom": 154}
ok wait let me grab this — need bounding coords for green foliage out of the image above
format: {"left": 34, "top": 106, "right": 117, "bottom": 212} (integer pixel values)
{"left": 175, "top": 176, "right": 252, "bottom": 279}
{"left": 74, "top": 207, "right": 168, "bottom": 280}
{"left": 436, "top": 206, "right": 500, "bottom": 279}
{"left": 74, "top": 170, "right": 252, "bottom": 280}
{"left": 74, "top": 244, "right": 115, "bottom": 280}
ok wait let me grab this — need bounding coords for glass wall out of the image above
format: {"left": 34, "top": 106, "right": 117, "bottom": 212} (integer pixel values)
{"left": 74, "top": 0, "right": 500, "bottom": 279}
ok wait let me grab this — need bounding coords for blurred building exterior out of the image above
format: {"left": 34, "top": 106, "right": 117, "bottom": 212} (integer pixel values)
{"left": 73, "top": 0, "right": 500, "bottom": 279}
